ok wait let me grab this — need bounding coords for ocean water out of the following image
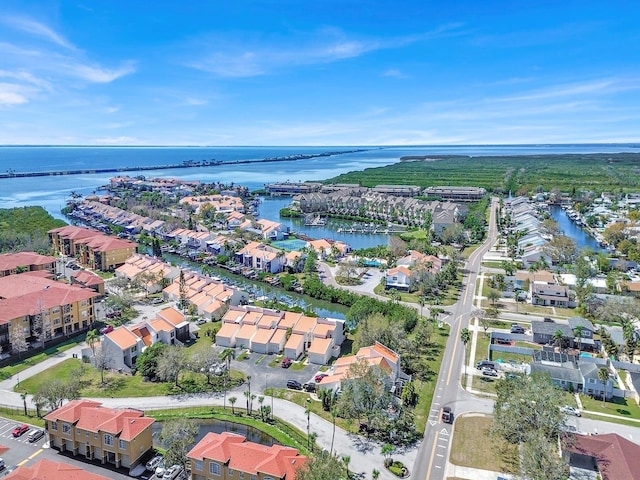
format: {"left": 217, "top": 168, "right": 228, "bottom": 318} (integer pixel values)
{"left": 0, "top": 144, "right": 637, "bottom": 223}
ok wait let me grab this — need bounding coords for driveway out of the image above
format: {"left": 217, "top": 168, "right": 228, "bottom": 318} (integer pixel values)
{"left": 228, "top": 350, "right": 321, "bottom": 391}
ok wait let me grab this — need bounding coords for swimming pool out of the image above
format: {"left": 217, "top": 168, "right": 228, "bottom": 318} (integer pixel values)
{"left": 271, "top": 239, "right": 309, "bottom": 251}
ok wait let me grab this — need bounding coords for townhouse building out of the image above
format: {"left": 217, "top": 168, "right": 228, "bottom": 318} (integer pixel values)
{"left": 44, "top": 400, "right": 154, "bottom": 470}
{"left": 3, "top": 458, "right": 112, "bottom": 480}
{"left": 187, "top": 431, "right": 307, "bottom": 480}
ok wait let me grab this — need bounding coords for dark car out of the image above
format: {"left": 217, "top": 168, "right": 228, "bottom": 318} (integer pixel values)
{"left": 303, "top": 382, "right": 316, "bottom": 392}
{"left": 286, "top": 379, "right": 302, "bottom": 390}
{"left": 476, "top": 360, "right": 494, "bottom": 370}
{"left": 106, "top": 310, "right": 121, "bottom": 319}
{"left": 12, "top": 424, "right": 29, "bottom": 437}
{"left": 281, "top": 358, "right": 292, "bottom": 368}
{"left": 442, "top": 406, "right": 453, "bottom": 424}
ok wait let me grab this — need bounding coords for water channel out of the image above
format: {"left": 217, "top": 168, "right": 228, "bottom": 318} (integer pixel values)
{"left": 163, "top": 253, "right": 349, "bottom": 320}
{"left": 549, "top": 206, "right": 607, "bottom": 253}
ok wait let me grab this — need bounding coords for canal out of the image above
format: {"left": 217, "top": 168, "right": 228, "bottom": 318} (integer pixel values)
{"left": 163, "top": 253, "right": 349, "bottom": 320}
{"left": 549, "top": 206, "right": 607, "bottom": 253}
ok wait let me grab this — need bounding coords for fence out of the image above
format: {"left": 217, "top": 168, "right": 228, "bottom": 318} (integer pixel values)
{"left": 612, "top": 360, "right": 640, "bottom": 374}
{"left": 0, "top": 402, "right": 42, "bottom": 419}
{"left": 489, "top": 344, "right": 535, "bottom": 356}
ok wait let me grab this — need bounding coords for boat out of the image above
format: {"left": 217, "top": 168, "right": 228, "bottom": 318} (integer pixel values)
{"left": 304, "top": 213, "right": 327, "bottom": 226}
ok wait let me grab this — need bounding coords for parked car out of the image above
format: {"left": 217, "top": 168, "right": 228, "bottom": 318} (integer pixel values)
{"left": 145, "top": 455, "right": 163, "bottom": 471}
{"left": 195, "top": 318, "right": 207, "bottom": 325}
{"left": 0, "top": 458, "right": 5, "bottom": 470}
{"left": 476, "top": 360, "right": 494, "bottom": 370}
{"left": 303, "top": 382, "right": 316, "bottom": 392}
{"left": 287, "top": 379, "right": 302, "bottom": 390}
{"left": 106, "top": 310, "right": 121, "bottom": 319}
{"left": 560, "top": 405, "right": 582, "bottom": 417}
{"left": 314, "top": 373, "right": 328, "bottom": 383}
{"left": 510, "top": 325, "right": 525, "bottom": 334}
{"left": 155, "top": 461, "right": 166, "bottom": 477}
{"left": 99, "top": 325, "right": 113, "bottom": 334}
{"left": 12, "top": 424, "right": 29, "bottom": 437}
{"left": 27, "top": 429, "right": 44, "bottom": 443}
{"left": 281, "top": 358, "right": 292, "bottom": 368}
{"left": 442, "top": 406, "right": 453, "bottom": 424}
{"left": 163, "top": 465, "right": 184, "bottom": 479}
{"left": 214, "top": 364, "right": 227, "bottom": 376}
{"left": 482, "top": 367, "right": 498, "bottom": 377}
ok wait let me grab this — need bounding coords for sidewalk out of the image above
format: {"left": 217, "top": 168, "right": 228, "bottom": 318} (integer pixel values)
{"left": 0, "top": 342, "right": 418, "bottom": 480}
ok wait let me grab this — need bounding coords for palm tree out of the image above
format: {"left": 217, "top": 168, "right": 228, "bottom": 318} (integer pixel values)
{"left": 85, "top": 329, "right": 99, "bottom": 357}
{"left": 244, "top": 391, "right": 250, "bottom": 414}
{"left": 372, "top": 469, "right": 380, "bottom": 480}
{"left": 342, "top": 455, "right": 351, "bottom": 479}
{"left": 460, "top": 327, "right": 471, "bottom": 384}
{"left": 258, "top": 396, "right": 265, "bottom": 421}
{"left": 330, "top": 406, "right": 337, "bottom": 454}
{"left": 220, "top": 348, "right": 235, "bottom": 376}
{"left": 598, "top": 367, "right": 610, "bottom": 407}
{"left": 553, "top": 329, "right": 564, "bottom": 351}
{"left": 229, "top": 396, "right": 237, "bottom": 415}
{"left": 418, "top": 297, "right": 426, "bottom": 317}
{"left": 574, "top": 325, "right": 584, "bottom": 352}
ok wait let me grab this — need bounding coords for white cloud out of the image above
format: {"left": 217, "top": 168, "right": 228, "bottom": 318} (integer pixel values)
{"left": 105, "top": 106, "right": 121, "bottom": 113}
{"left": 0, "top": 82, "right": 40, "bottom": 105}
{"left": 383, "top": 69, "right": 409, "bottom": 79}
{"left": 187, "top": 23, "right": 466, "bottom": 78}
{"left": 3, "top": 16, "right": 76, "bottom": 50}
{"left": 66, "top": 61, "right": 136, "bottom": 83}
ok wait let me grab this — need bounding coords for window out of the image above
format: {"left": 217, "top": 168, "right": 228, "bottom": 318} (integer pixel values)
{"left": 228, "top": 468, "right": 234, "bottom": 475}
{"left": 194, "top": 460, "right": 203, "bottom": 471}
{"left": 51, "top": 421, "right": 58, "bottom": 431}
{"left": 104, "top": 434, "right": 113, "bottom": 446}
{"left": 209, "top": 462, "right": 221, "bottom": 475}
{"left": 62, "top": 423, "right": 71, "bottom": 434}
{"left": 131, "top": 345, "right": 137, "bottom": 353}
{"left": 94, "top": 432, "right": 98, "bottom": 439}
{"left": 240, "top": 472, "right": 245, "bottom": 479}
{"left": 86, "top": 431, "right": 89, "bottom": 437}
{"left": 119, "top": 439, "right": 126, "bottom": 450}
{"left": 251, "top": 476, "right": 256, "bottom": 480}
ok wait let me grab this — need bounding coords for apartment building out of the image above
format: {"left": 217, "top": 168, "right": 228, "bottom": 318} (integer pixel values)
{"left": 44, "top": 400, "right": 154, "bottom": 470}
{"left": 49, "top": 225, "right": 137, "bottom": 271}
{"left": 0, "top": 251, "right": 56, "bottom": 277}
{"left": 0, "top": 273, "right": 98, "bottom": 354}
{"left": 188, "top": 432, "right": 307, "bottom": 480}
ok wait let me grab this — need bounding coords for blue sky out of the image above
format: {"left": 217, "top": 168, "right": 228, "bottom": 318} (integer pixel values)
{"left": 0, "top": 1, "right": 639, "bottom": 145}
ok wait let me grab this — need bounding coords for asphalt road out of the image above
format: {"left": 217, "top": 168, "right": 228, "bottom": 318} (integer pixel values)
{"left": 412, "top": 197, "right": 500, "bottom": 480}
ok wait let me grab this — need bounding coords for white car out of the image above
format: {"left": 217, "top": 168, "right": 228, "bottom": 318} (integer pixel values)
{"left": 145, "top": 455, "right": 162, "bottom": 471}
{"left": 163, "top": 464, "right": 184, "bottom": 479}
{"left": 155, "top": 461, "right": 166, "bottom": 477}
{"left": 560, "top": 405, "right": 581, "bottom": 417}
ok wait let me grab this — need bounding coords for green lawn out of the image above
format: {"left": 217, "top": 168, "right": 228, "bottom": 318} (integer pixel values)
{"left": 373, "top": 284, "right": 422, "bottom": 304}
{"left": 450, "top": 415, "right": 518, "bottom": 474}
{"left": 16, "top": 357, "right": 245, "bottom": 398}
{"left": 474, "top": 335, "right": 490, "bottom": 363}
{"left": 184, "top": 322, "right": 220, "bottom": 357}
{"left": 580, "top": 394, "right": 640, "bottom": 421}
{"left": 471, "top": 375, "right": 498, "bottom": 395}
{"left": 0, "top": 334, "right": 85, "bottom": 380}
{"left": 414, "top": 325, "right": 450, "bottom": 434}
{"left": 482, "top": 261, "right": 505, "bottom": 269}
{"left": 267, "top": 387, "right": 357, "bottom": 434}
{"left": 268, "top": 355, "right": 284, "bottom": 368}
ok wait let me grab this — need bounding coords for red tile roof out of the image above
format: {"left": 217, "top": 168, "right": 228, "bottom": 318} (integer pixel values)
{"left": 0, "top": 252, "right": 56, "bottom": 271}
{"left": 71, "top": 269, "right": 104, "bottom": 287}
{"left": 565, "top": 433, "right": 640, "bottom": 480}
{"left": 4, "top": 458, "right": 111, "bottom": 480}
{"left": 44, "top": 400, "right": 154, "bottom": 441}
{"left": 187, "top": 432, "right": 306, "bottom": 479}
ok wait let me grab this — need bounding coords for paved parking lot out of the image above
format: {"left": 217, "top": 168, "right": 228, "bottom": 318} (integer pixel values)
{"left": 0, "top": 417, "right": 133, "bottom": 479}
{"left": 228, "top": 350, "right": 327, "bottom": 392}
